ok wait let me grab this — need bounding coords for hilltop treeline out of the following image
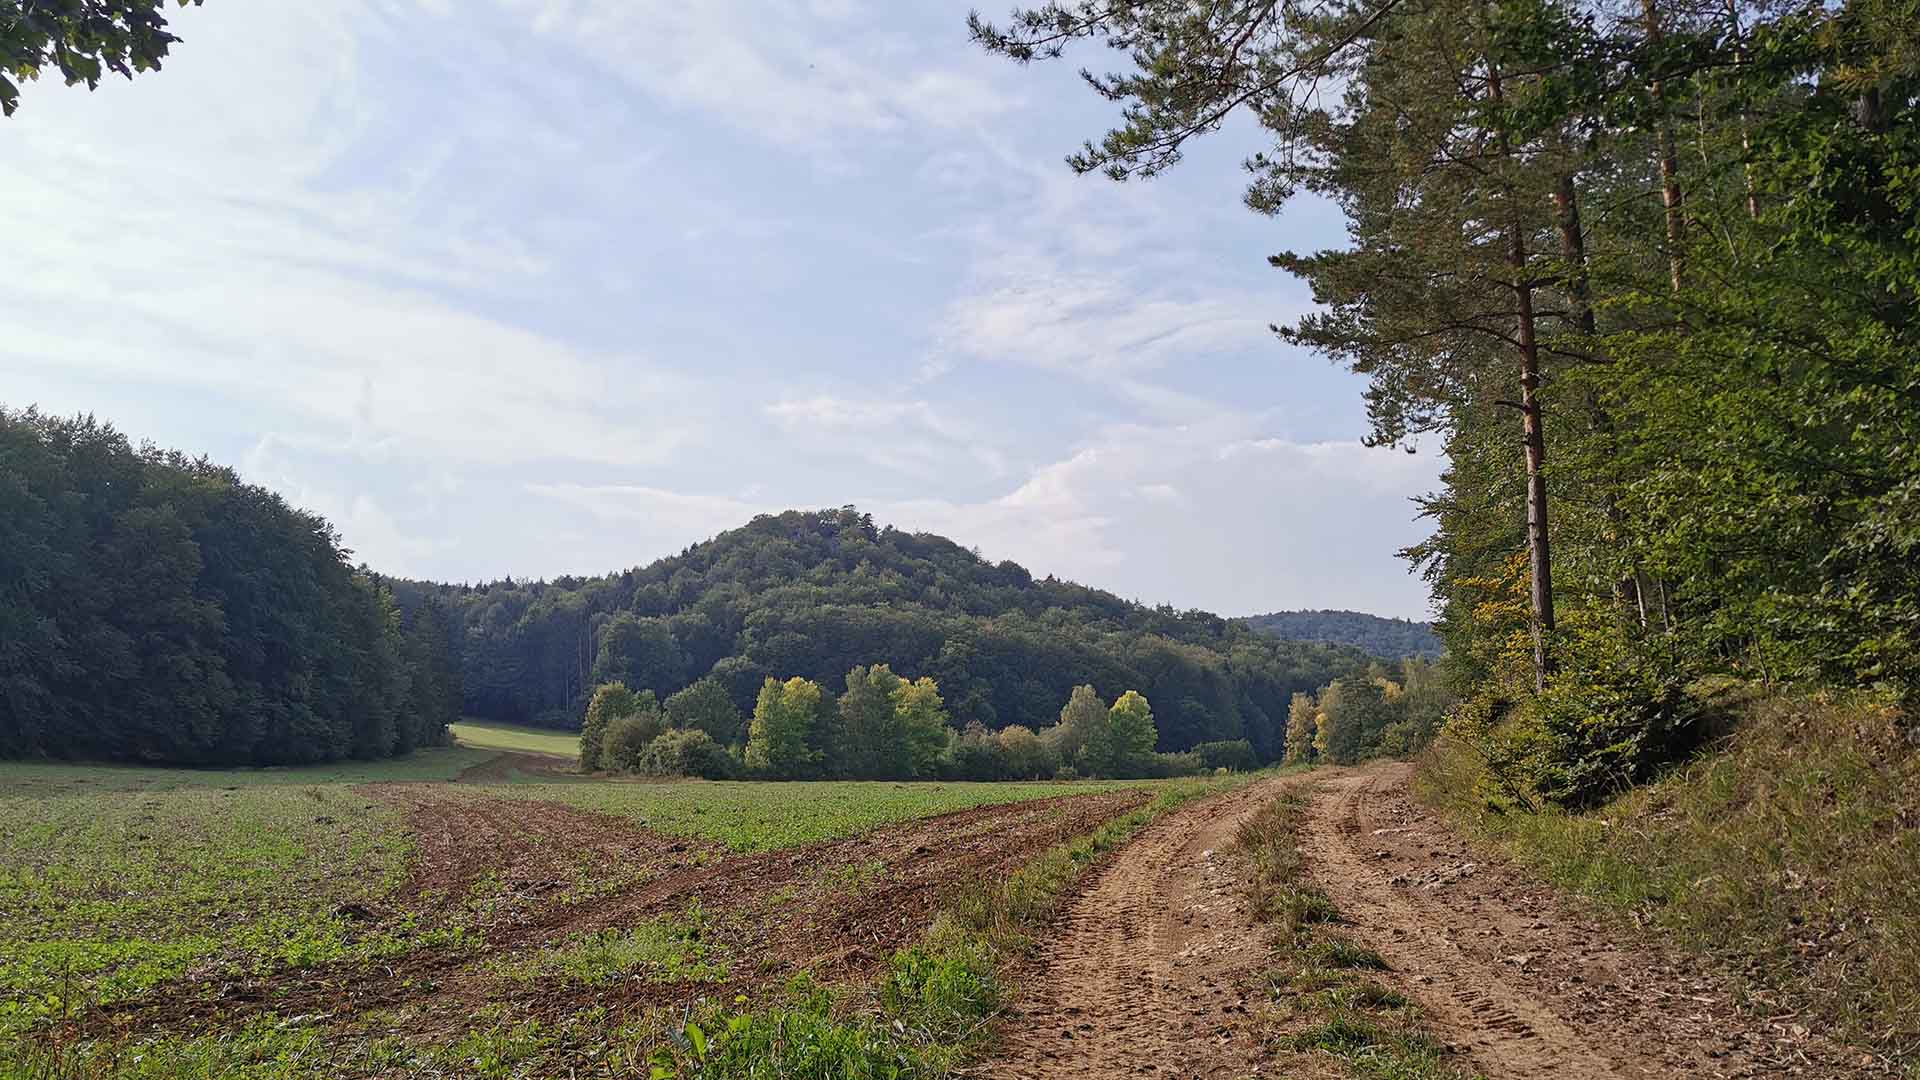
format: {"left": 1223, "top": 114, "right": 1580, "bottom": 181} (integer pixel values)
{"left": 1243, "top": 610, "right": 1441, "bottom": 660}
{"left": 398, "top": 508, "right": 1368, "bottom": 761}
{"left": 0, "top": 411, "right": 461, "bottom": 765}
{"left": 979, "top": 0, "right": 1919, "bottom": 807}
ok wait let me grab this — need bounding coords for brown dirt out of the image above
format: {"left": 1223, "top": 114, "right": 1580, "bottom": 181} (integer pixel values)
{"left": 976, "top": 777, "right": 1298, "bottom": 1079}
{"left": 1300, "top": 763, "right": 1890, "bottom": 1079}
{"left": 449, "top": 749, "right": 577, "bottom": 785}
{"left": 79, "top": 779, "right": 1151, "bottom": 1042}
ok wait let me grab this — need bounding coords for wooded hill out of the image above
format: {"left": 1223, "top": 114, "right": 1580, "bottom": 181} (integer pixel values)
{"left": 1243, "top": 610, "right": 1441, "bottom": 660}
{"left": 396, "top": 508, "right": 1369, "bottom": 762}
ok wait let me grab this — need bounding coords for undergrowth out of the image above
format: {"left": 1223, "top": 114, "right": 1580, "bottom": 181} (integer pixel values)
{"left": 1417, "top": 691, "right": 1918, "bottom": 1064}
{"left": 1235, "top": 787, "right": 1481, "bottom": 1080}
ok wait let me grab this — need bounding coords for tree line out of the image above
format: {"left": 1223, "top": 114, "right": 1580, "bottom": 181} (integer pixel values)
{"left": 396, "top": 508, "right": 1373, "bottom": 764}
{"left": 0, "top": 410, "right": 461, "bottom": 765}
{"left": 974, "top": 0, "right": 1919, "bottom": 806}
{"left": 578, "top": 666, "right": 1258, "bottom": 782}
{"left": 1280, "top": 658, "right": 1456, "bottom": 766}
{"left": 1243, "top": 610, "right": 1443, "bottom": 660}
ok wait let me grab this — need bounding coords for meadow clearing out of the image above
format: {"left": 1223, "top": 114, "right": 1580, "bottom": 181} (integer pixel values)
{"left": 0, "top": 741, "right": 1184, "bottom": 1077}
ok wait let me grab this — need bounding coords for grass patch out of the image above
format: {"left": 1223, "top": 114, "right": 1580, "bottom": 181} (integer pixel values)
{"left": 1310, "top": 936, "right": 1389, "bottom": 971}
{"left": 492, "top": 777, "right": 1153, "bottom": 852}
{"left": 1417, "top": 691, "right": 1919, "bottom": 1057}
{"left": 449, "top": 720, "right": 581, "bottom": 762}
{"left": 1289, "top": 1015, "right": 1463, "bottom": 1080}
{"left": 1236, "top": 789, "right": 1341, "bottom": 934}
{"left": 493, "top": 909, "right": 728, "bottom": 985}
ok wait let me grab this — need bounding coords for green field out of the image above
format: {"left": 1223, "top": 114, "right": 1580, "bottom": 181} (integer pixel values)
{"left": 449, "top": 719, "right": 581, "bottom": 761}
{"left": 491, "top": 777, "right": 1150, "bottom": 851}
{"left": 0, "top": 751, "right": 1155, "bottom": 1050}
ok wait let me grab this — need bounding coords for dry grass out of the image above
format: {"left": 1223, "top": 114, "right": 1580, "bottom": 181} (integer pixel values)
{"left": 1418, "top": 691, "right": 1919, "bottom": 1061}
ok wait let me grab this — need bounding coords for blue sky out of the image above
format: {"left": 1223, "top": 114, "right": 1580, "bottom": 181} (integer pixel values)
{"left": 1, "top": 0, "right": 1444, "bottom": 619}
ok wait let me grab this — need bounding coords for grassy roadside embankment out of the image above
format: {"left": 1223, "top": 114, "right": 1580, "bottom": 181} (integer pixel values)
{"left": 1417, "top": 692, "right": 1918, "bottom": 1070}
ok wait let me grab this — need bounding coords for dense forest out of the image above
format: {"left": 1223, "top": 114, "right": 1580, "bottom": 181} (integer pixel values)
{"left": 0, "top": 410, "right": 461, "bottom": 765}
{"left": 1243, "top": 610, "right": 1442, "bottom": 659}
{"left": 976, "top": 0, "right": 1919, "bottom": 806}
{"left": 396, "top": 508, "right": 1371, "bottom": 762}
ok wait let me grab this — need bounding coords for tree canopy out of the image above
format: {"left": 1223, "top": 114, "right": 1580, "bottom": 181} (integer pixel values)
{"left": 1, "top": 0, "right": 205, "bottom": 116}
{"left": 977, "top": 0, "right": 1920, "bottom": 806}
{"left": 0, "top": 409, "right": 458, "bottom": 765}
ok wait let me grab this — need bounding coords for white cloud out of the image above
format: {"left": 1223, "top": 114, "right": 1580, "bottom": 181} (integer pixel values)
{"left": 763, "top": 393, "right": 1009, "bottom": 479}
{"left": 512, "top": 0, "right": 1017, "bottom": 157}
{"left": 872, "top": 417, "right": 1445, "bottom": 617}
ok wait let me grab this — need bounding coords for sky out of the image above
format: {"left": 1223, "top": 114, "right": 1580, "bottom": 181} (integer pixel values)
{"left": 0, "top": 0, "right": 1445, "bottom": 620}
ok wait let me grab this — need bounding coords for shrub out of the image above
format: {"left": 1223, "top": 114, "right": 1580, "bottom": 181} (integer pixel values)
{"left": 1191, "top": 739, "right": 1258, "bottom": 772}
{"left": 947, "top": 723, "right": 1007, "bottom": 781}
{"left": 995, "top": 724, "right": 1057, "bottom": 779}
{"left": 602, "top": 711, "right": 666, "bottom": 772}
{"left": 1449, "top": 612, "right": 1706, "bottom": 809}
{"left": 637, "top": 728, "right": 736, "bottom": 779}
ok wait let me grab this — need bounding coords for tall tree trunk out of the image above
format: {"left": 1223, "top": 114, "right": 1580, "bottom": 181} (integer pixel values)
{"left": 1490, "top": 63, "right": 1555, "bottom": 691}
{"left": 1552, "top": 169, "right": 1596, "bottom": 337}
{"left": 1725, "top": 0, "right": 1760, "bottom": 220}
{"left": 1642, "top": 0, "right": 1686, "bottom": 289}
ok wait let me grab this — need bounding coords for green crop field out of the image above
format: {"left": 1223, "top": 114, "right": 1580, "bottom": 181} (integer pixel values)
{"left": 0, "top": 754, "right": 492, "bottom": 1038}
{"left": 490, "top": 777, "right": 1151, "bottom": 851}
{"left": 0, "top": 749, "right": 1156, "bottom": 1054}
{"left": 449, "top": 719, "right": 581, "bottom": 761}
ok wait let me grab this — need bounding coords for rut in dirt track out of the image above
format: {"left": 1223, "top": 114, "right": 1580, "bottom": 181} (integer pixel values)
{"left": 1303, "top": 764, "right": 1886, "bottom": 1080}
{"left": 979, "top": 777, "right": 1291, "bottom": 1080}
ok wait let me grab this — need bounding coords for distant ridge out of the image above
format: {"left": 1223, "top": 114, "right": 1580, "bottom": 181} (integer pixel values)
{"left": 1241, "top": 609, "right": 1441, "bottom": 660}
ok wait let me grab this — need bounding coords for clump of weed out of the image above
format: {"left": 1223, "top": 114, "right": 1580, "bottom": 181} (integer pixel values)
{"left": 1310, "top": 936, "right": 1389, "bottom": 971}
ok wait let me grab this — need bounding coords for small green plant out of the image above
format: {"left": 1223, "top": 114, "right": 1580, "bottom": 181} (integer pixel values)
{"left": 879, "top": 918, "right": 1001, "bottom": 1042}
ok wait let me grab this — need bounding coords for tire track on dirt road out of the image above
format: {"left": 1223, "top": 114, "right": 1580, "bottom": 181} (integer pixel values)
{"left": 979, "top": 778, "right": 1293, "bottom": 1080}
{"left": 1302, "top": 763, "right": 1886, "bottom": 1079}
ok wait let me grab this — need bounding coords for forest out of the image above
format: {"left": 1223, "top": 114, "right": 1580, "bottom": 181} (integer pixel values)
{"left": 395, "top": 508, "right": 1372, "bottom": 764}
{"left": 974, "top": 0, "right": 1920, "bottom": 808}
{"left": 0, "top": 410, "right": 461, "bottom": 765}
{"left": 1243, "top": 609, "right": 1442, "bottom": 659}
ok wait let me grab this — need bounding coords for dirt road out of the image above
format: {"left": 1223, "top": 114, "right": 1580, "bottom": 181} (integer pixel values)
{"left": 982, "top": 777, "right": 1291, "bottom": 1079}
{"left": 983, "top": 765, "right": 1888, "bottom": 1079}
